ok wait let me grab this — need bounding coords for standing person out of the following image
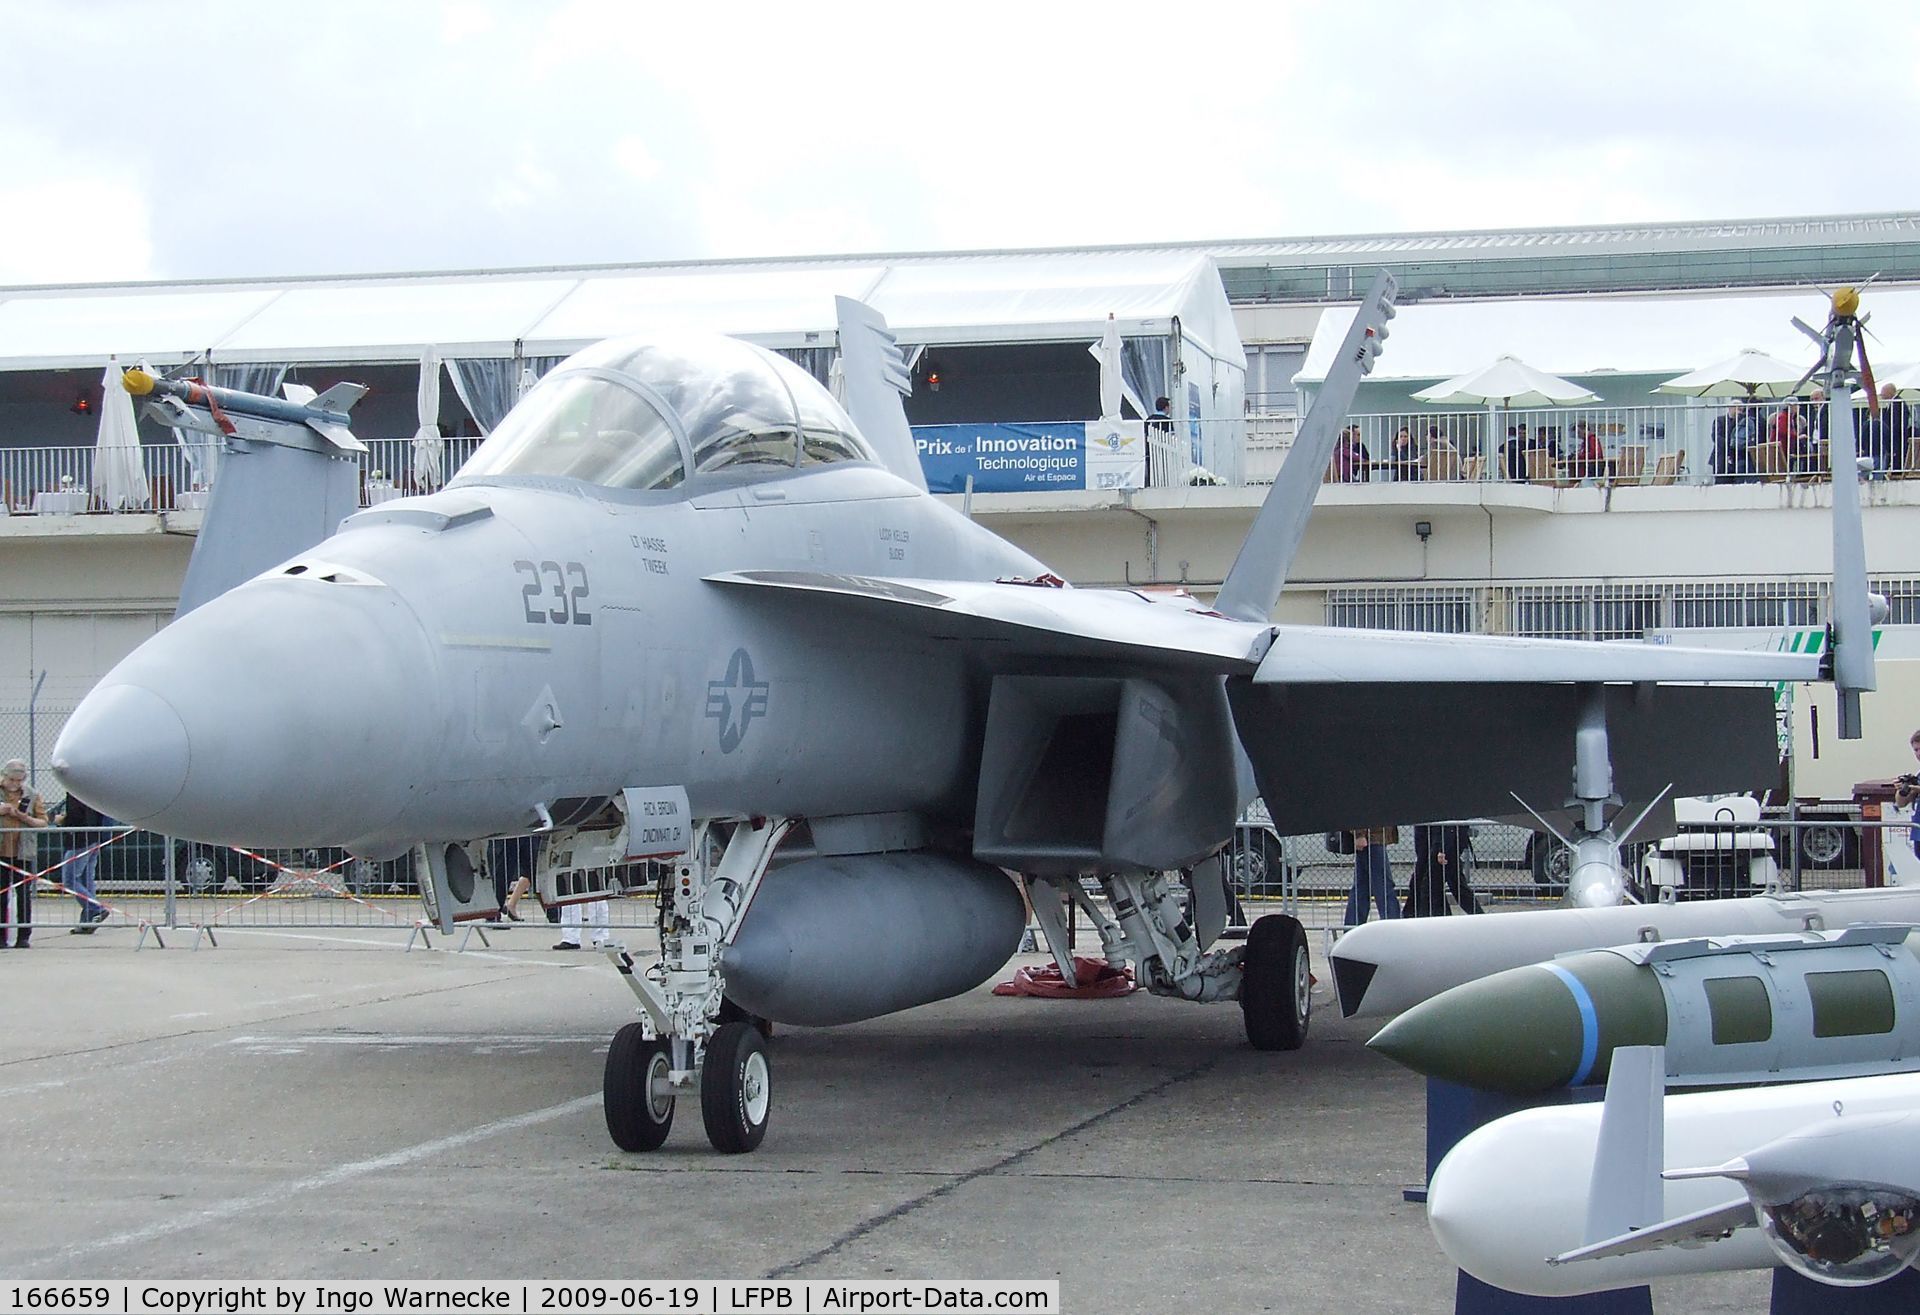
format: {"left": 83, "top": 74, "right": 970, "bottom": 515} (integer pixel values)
{"left": 553, "top": 894, "right": 611, "bottom": 950}
{"left": 1146, "top": 397, "right": 1173, "bottom": 487}
{"left": 1, "top": 759, "right": 48, "bottom": 948}
{"left": 55, "top": 792, "right": 110, "bottom": 932}
{"left": 1344, "top": 826, "right": 1399, "bottom": 926}
{"left": 1404, "top": 822, "right": 1481, "bottom": 917}
{"left": 1894, "top": 728, "right": 1920, "bottom": 866}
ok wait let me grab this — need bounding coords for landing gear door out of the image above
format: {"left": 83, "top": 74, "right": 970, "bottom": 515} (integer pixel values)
{"left": 419, "top": 840, "right": 499, "bottom": 933}
{"left": 621, "top": 785, "right": 693, "bottom": 860}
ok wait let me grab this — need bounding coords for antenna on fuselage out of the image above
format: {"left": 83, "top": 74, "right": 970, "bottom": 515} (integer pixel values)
{"left": 1213, "top": 269, "right": 1398, "bottom": 623}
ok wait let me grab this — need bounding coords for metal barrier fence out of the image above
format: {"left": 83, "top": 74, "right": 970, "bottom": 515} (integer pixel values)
{"left": 0, "top": 826, "right": 663, "bottom": 942}
{"left": 3, "top": 815, "right": 1911, "bottom": 943}
{"left": 1227, "top": 814, "right": 1918, "bottom": 932}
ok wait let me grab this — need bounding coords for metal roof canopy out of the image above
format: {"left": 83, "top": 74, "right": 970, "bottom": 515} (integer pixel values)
{"left": 1295, "top": 285, "right": 1920, "bottom": 385}
{"left": 0, "top": 251, "right": 1245, "bottom": 372}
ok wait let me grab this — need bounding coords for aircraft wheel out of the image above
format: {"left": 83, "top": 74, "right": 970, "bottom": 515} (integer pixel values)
{"left": 701, "top": 1020, "right": 771, "bottom": 1153}
{"left": 1241, "top": 913, "right": 1310, "bottom": 1051}
{"left": 604, "top": 1023, "right": 674, "bottom": 1151}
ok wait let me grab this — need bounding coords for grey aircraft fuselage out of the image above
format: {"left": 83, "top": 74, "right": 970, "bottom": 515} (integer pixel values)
{"left": 76, "top": 463, "right": 1046, "bottom": 857}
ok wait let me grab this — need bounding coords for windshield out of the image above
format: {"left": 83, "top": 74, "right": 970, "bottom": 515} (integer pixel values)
{"left": 457, "top": 372, "right": 685, "bottom": 490}
{"left": 456, "top": 334, "right": 877, "bottom": 489}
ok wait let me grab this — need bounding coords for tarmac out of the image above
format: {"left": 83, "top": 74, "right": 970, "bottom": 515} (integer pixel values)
{"left": 0, "top": 919, "right": 1772, "bottom": 1313}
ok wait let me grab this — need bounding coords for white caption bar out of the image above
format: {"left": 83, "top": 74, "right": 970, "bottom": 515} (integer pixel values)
{"left": 0, "top": 1281, "right": 1061, "bottom": 1315}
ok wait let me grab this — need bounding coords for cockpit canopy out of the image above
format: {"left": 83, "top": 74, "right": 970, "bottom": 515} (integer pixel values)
{"left": 457, "top": 334, "right": 877, "bottom": 491}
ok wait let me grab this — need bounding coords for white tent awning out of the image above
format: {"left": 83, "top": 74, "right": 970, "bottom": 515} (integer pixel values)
{"left": 1295, "top": 286, "right": 1920, "bottom": 385}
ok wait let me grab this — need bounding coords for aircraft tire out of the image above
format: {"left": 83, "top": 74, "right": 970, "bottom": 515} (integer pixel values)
{"left": 604, "top": 1023, "right": 675, "bottom": 1152}
{"left": 701, "top": 1021, "right": 771, "bottom": 1153}
{"left": 1241, "top": 913, "right": 1310, "bottom": 1051}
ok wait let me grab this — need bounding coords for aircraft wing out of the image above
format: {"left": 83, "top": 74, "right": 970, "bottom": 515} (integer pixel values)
{"left": 1549, "top": 1197, "right": 1757, "bottom": 1266}
{"left": 1255, "top": 625, "right": 1824, "bottom": 684}
{"left": 712, "top": 570, "right": 1813, "bottom": 833}
{"left": 705, "top": 570, "right": 1274, "bottom": 671}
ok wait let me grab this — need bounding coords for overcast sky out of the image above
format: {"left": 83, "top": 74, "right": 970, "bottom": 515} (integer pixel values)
{"left": 4, "top": 1, "right": 1918, "bottom": 286}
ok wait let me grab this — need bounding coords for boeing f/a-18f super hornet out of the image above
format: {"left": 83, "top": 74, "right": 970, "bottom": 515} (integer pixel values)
{"left": 52, "top": 278, "right": 1869, "bottom": 1152}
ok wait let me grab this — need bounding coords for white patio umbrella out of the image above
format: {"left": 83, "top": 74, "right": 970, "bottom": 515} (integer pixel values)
{"left": 1091, "top": 312, "right": 1123, "bottom": 424}
{"left": 1411, "top": 355, "right": 1601, "bottom": 408}
{"left": 89, "top": 357, "right": 149, "bottom": 510}
{"left": 410, "top": 347, "right": 445, "bottom": 492}
{"left": 1654, "top": 348, "right": 1810, "bottom": 400}
{"left": 1879, "top": 361, "right": 1920, "bottom": 400}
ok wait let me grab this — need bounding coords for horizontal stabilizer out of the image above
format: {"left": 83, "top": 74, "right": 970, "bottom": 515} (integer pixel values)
{"left": 1550, "top": 1198, "right": 1756, "bottom": 1266}
{"left": 706, "top": 570, "right": 1272, "bottom": 671}
{"left": 1254, "top": 627, "right": 1823, "bottom": 685}
{"left": 307, "top": 420, "right": 369, "bottom": 453}
{"left": 309, "top": 381, "right": 369, "bottom": 415}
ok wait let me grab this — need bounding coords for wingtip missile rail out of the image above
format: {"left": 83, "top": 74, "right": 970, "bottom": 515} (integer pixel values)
{"left": 123, "top": 367, "right": 369, "bottom": 454}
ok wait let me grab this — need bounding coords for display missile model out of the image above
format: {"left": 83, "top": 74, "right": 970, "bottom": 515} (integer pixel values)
{"left": 1428, "top": 1047, "right": 1920, "bottom": 1296}
{"left": 1330, "top": 885, "right": 1920, "bottom": 1020}
{"left": 122, "top": 367, "right": 368, "bottom": 452}
{"left": 1371, "top": 924, "right": 1920, "bottom": 1093}
{"left": 48, "top": 284, "right": 1862, "bottom": 1155}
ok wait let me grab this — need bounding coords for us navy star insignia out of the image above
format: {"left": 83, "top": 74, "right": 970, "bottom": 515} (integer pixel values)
{"left": 705, "top": 647, "right": 770, "bottom": 753}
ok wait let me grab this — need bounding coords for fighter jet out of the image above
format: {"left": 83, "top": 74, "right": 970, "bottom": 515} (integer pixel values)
{"left": 52, "top": 277, "right": 1862, "bottom": 1153}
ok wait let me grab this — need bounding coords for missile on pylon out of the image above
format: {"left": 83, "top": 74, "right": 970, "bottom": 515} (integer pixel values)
{"left": 122, "top": 367, "right": 368, "bottom": 453}
{"left": 1370, "top": 925, "right": 1920, "bottom": 1094}
{"left": 1329, "top": 885, "right": 1920, "bottom": 1020}
{"left": 1428, "top": 1056, "right": 1920, "bottom": 1296}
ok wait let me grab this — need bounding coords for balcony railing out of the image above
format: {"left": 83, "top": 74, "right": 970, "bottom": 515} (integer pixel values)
{"left": 1, "top": 398, "right": 1910, "bottom": 515}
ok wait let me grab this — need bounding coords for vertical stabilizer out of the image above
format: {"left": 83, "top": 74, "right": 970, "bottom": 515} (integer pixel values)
{"left": 1583, "top": 1045, "right": 1666, "bottom": 1245}
{"left": 835, "top": 297, "right": 926, "bottom": 492}
{"left": 1213, "top": 270, "right": 1398, "bottom": 622}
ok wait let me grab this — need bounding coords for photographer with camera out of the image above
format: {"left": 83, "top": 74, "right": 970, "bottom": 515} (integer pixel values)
{"left": 1895, "top": 729, "right": 1920, "bottom": 865}
{"left": 1, "top": 759, "right": 48, "bottom": 948}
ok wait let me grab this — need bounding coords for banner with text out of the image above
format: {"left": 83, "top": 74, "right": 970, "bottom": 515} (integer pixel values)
{"left": 912, "top": 422, "right": 1145, "bottom": 495}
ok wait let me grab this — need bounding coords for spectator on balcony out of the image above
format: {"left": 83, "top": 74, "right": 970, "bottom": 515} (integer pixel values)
{"left": 1779, "top": 388, "right": 1830, "bottom": 475}
{"left": 1385, "top": 425, "right": 1424, "bottom": 481}
{"left": 1501, "top": 423, "right": 1531, "bottom": 480}
{"left": 1331, "top": 425, "right": 1372, "bottom": 483}
{"left": 1146, "top": 397, "right": 1174, "bottom": 488}
{"left": 1866, "top": 383, "right": 1911, "bottom": 475}
{"left": 1564, "top": 421, "right": 1611, "bottom": 482}
{"left": 1711, "top": 401, "right": 1762, "bottom": 483}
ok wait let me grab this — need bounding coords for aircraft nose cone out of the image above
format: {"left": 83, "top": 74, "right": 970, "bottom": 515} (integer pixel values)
{"left": 52, "top": 684, "right": 191, "bottom": 824}
{"left": 53, "top": 575, "right": 440, "bottom": 848}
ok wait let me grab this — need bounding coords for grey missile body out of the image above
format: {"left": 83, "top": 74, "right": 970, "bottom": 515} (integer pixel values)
{"left": 1370, "top": 925, "right": 1920, "bottom": 1093}
{"left": 1330, "top": 885, "right": 1920, "bottom": 1020}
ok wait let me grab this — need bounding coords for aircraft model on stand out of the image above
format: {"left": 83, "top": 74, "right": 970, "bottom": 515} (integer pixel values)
{"left": 52, "top": 278, "right": 1867, "bottom": 1153}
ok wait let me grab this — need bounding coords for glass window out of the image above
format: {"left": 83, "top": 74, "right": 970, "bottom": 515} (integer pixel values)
{"left": 458, "top": 373, "right": 684, "bottom": 491}
{"left": 1808, "top": 969, "right": 1896, "bottom": 1038}
{"left": 1704, "top": 976, "right": 1772, "bottom": 1045}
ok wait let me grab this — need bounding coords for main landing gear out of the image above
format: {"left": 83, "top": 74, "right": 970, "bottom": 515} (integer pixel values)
{"left": 602, "top": 816, "right": 791, "bottom": 1154}
{"left": 1032, "top": 867, "right": 1310, "bottom": 1052}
